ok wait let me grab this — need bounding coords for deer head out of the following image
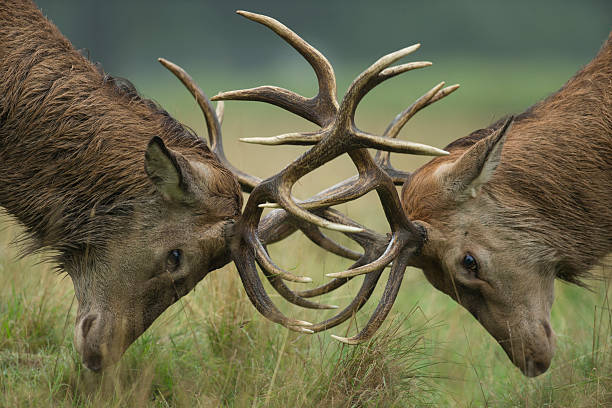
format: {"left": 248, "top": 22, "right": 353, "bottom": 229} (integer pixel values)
{"left": 71, "top": 134, "right": 242, "bottom": 371}
{"left": 401, "top": 118, "right": 556, "bottom": 376}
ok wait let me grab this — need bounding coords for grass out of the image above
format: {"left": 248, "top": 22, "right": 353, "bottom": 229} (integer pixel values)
{"left": 1, "top": 218, "right": 610, "bottom": 407}
{"left": 1, "top": 59, "right": 611, "bottom": 406}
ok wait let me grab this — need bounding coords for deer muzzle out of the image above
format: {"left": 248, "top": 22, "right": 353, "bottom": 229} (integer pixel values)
{"left": 500, "top": 318, "right": 557, "bottom": 377}
{"left": 74, "top": 311, "right": 133, "bottom": 372}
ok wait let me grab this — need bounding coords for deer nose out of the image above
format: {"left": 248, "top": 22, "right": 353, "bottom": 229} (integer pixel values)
{"left": 74, "top": 312, "right": 104, "bottom": 372}
{"left": 523, "top": 320, "right": 556, "bottom": 377}
{"left": 525, "top": 356, "right": 552, "bottom": 377}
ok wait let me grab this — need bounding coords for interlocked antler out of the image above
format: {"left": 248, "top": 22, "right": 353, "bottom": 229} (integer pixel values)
{"left": 160, "top": 57, "right": 378, "bottom": 314}
{"left": 159, "top": 56, "right": 384, "bottom": 315}
{"left": 209, "top": 11, "right": 457, "bottom": 343}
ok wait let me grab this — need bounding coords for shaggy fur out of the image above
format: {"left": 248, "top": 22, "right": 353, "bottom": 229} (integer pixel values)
{"left": 0, "top": 0, "right": 241, "bottom": 259}
{"left": 399, "top": 32, "right": 611, "bottom": 376}
{"left": 404, "top": 32, "right": 612, "bottom": 285}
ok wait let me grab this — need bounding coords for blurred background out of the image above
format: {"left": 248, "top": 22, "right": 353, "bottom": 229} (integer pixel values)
{"left": 1, "top": 1, "right": 610, "bottom": 405}
{"left": 37, "top": 0, "right": 611, "bottom": 74}
{"left": 33, "top": 0, "right": 612, "bottom": 187}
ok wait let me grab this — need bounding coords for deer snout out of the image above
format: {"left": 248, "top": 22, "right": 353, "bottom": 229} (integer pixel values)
{"left": 524, "top": 320, "right": 557, "bottom": 377}
{"left": 74, "top": 311, "right": 126, "bottom": 372}
{"left": 75, "top": 312, "right": 103, "bottom": 371}
{"left": 507, "top": 319, "right": 557, "bottom": 377}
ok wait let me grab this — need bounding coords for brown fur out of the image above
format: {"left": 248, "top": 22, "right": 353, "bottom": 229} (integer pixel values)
{"left": 0, "top": 1, "right": 241, "bottom": 257}
{"left": 402, "top": 32, "right": 611, "bottom": 376}
{"left": 0, "top": 0, "right": 242, "bottom": 370}
{"left": 405, "top": 33, "right": 612, "bottom": 283}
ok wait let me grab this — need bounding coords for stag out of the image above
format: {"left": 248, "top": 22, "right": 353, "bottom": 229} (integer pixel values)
{"left": 208, "top": 14, "right": 611, "bottom": 377}
{"left": 0, "top": 2, "right": 451, "bottom": 371}
{"left": 0, "top": 1, "right": 246, "bottom": 370}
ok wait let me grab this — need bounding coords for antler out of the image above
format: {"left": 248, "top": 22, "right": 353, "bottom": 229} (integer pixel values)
{"left": 158, "top": 57, "right": 376, "bottom": 309}
{"left": 158, "top": 58, "right": 261, "bottom": 194}
{"left": 209, "top": 11, "right": 456, "bottom": 343}
{"left": 159, "top": 60, "right": 322, "bottom": 292}
{"left": 375, "top": 82, "right": 460, "bottom": 184}
{"left": 159, "top": 60, "right": 389, "bottom": 321}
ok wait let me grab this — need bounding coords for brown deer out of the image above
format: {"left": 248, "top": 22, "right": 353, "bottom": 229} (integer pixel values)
{"left": 209, "top": 13, "right": 611, "bottom": 378}
{"left": 0, "top": 3, "right": 450, "bottom": 371}
{"left": 0, "top": 1, "right": 252, "bottom": 370}
{"left": 399, "top": 34, "right": 612, "bottom": 375}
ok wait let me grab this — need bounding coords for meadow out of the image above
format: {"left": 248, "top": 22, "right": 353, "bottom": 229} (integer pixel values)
{"left": 1, "top": 58, "right": 610, "bottom": 407}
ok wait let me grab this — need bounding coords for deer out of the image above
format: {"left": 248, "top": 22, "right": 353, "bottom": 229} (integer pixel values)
{"left": 6, "top": 1, "right": 605, "bottom": 378}
{"left": 206, "top": 13, "right": 611, "bottom": 378}
{"left": 0, "top": 0, "right": 249, "bottom": 371}
{"left": 0, "top": 2, "right": 453, "bottom": 371}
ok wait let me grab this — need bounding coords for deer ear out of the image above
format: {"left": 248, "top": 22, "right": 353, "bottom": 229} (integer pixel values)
{"left": 443, "top": 117, "right": 513, "bottom": 201}
{"left": 144, "top": 136, "right": 190, "bottom": 202}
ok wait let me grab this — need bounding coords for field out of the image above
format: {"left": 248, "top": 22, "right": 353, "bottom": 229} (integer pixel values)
{"left": 1, "top": 59, "right": 610, "bottom": 407}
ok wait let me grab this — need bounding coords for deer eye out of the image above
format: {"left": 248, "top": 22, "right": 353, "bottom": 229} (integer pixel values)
{"left": 166, "top": 249, "right": 182, "bottom": 272}
{"left": 461, "top": 253, "right": 479, "bottom": 276}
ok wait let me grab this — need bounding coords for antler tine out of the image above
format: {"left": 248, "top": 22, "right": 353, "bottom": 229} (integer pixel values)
{"left": 297, "top": 222, "right": 361, "bottom": 261}
{"left": 254, "top": 206, "right": 383, "bottom": 307}
{"left": 336, "top": 47, "right": 450, "bottom": 157}
{"left": 373, "top": 82, "right": 460, "bottom": 184}
{"left": 215, "top": 100, "right": 225, "bottom": 125}
{"left": 256, "top": 204, "right": 389, "bottom": 301}
{"left": 264, "top": 206, "right": 390, "bottom": 331}
{"left": 237, "top": 207, "right": 316, "bottom": 285}
{"left": 258, "top": 208, "right": 354, "bottom": 257}
{"left": 331, "top": 250, "right": 409, "bottom": 343}
{"left": 383, "top": 82, "right": 460, "bottom": 140}
{"left": 258, "top": 176, "right": 378, "bottom": 213}
{"left": 305, "top": 212, "right": 391, "bottom": 331}
{"left": 338, "top": 44, "right": 421, "bottom": 118}
{"left": 342, "top": 59, "right": 449, "bottom": 156}
{"left": 260, "top": 254, "right": 339, "bottom": 310}
{"left": 158, "top": 58, "right": 260, "bottom": 193}
{"left": 236, "top": 60, "right": 432, "bottom": 148}
{"left": 256, "top": 206, "right": 390, "bottom": 331}
{"left": 235, "top": 45, "right": 449, "bottom": 156}
{"left": 294, "top": 207, "right": 390, "bottom": 298}
{"left": 309, "top": 267, "right": 385, "bottom": 332}
{"left": 248, "top": 206, "right": 358, "bottom": 306}
{"left": 257, "top": 167, "right": 400, "bottom": 212}
{"left": 377, "top": 157, "right": 412, "bottom": 186}
{"left": 231, "top": 242, "right": 315, "bottom": 332}
{"left": 240, "top": 131, "right": 323, "bottom": 146}
{"left": 211, "top": 10, "right": 338, "bottom": 128}
{"left": 258, "top": 178, "right": 391, "bottom": 264}
{"left": 294, "top": 276, "right": 352, "bottom": 299}
{"left": 325, "top": 235, "right": 402, "bottom": 279}
{"left": 258, "top": 204, "right": 391, "bottom": 300}
{"left": 251, "top": 237, "right": 313, "bottom": 283}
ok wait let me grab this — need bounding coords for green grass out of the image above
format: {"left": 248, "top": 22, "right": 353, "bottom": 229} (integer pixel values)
{"left": 1, "top": 217, "right": 610, "bottom": 407}
{"left": 1, "top": 59, "right": 611, "bottom": 407}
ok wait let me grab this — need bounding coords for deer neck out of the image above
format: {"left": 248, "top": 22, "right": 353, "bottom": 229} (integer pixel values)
{"left": 486, "top": 36, "right": 612, "bottom": 282}
{"left": 0, "top": 3, "right": 195, "bottom": 256}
